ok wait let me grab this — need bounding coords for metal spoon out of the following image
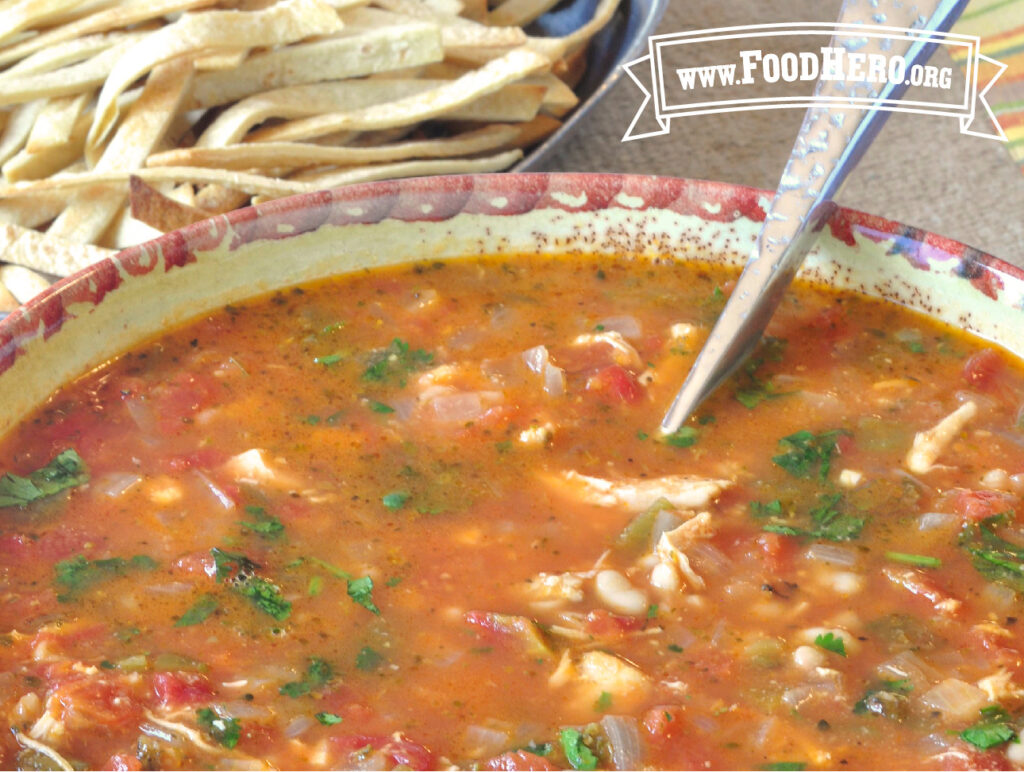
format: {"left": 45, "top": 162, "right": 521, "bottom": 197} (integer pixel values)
{"left": 661, "top": 0, "right": 969, "bottom": 435}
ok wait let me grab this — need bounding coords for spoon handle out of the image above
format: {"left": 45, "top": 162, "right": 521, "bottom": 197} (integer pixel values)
{"left": 661, "top": 0, "right": 970, "bottom": 434}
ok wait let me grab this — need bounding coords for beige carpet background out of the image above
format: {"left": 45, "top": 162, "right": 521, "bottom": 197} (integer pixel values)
{"left": 543, "top": 0, "right": 1024, "bottom": 266}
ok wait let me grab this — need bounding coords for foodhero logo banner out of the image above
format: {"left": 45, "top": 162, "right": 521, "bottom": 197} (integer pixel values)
{"left": 622, "top": 23, "right": 1007, "bottom": 142}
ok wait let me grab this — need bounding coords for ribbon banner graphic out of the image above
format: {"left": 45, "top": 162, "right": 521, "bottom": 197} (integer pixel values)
{"left": 622, "top": 23, "right": 1007, "bottom": 142}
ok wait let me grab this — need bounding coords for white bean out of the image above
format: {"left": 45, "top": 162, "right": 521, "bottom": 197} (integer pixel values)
{"left": 792, "top": 645, "right": 826, "bottom": 670}
{"left": 594, "top": 569, "right": 648, "bottom": 616}
{"left": 649, "top": 562, "right": 679, "bottom": 592}
{"left": 1006, "top": 739, "right": 1024, "bottom": 767}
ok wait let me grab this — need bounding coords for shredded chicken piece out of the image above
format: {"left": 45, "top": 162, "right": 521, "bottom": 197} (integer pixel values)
{"left": 573, "top": 331, "right": 643, "bottom": 369}
{"left": 978, "top": 669, "right": 1024, "bottom": 703}
{"left": 655, "top": 512, "right": 715, "bottom": 590}
{"left": 543, "top": 471, "right": 730, "bottom": 513}
{"left": 883, "top": 567, "right": 961, "bottom": 616}
{"left": 12, "top": 728, "right": 74, "bottom": 772}
{"left": 526, "top": 572, "right": 585, "bottom": 606}
{"left": 549, "top": 650, "right": 650, "bottom": 705}
{"left": 28, "top": 705, "right": 64, "bottom": 744}
{"left": 222, "top": 448, "right": 299, "bottom": 489}
{"left": 905, "top": 401, "right": 978, "bottom": 474}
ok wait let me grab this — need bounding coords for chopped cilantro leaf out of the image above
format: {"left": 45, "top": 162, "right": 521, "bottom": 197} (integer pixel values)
{"left": 663, "top": 426, "right": 698, "bottom": 448}
{"left": 647, "top": 603, "right": 659, "bottom": 619}
{"left": 362, "top": 338, "right": 433, "bottom": 383}
{"left": 760, "top": 763, "right": 806, "bottom": 771}
{"left": 240, "top": 506, "right": 284, "bottom": 539}
{"left": 853, "top": 679, "right": 913, "bottom": 716}
{"left": 750, "top": 499, "right": 783, "bottom": 518}
{"left": 209, "top": 548, "right": 291, "bottom": 621}
{"left": 347, "top": 576, "right": 380, "bottom": 615}
{"left": 369, "top": 400, "right": 395, "bottom": 414}
{"left": 559, "top": 728, "right": 598, "bottom": 771}
{"left": 960, "top": 705, "right": 1017, "bottom": 749}
{"left": 814, "top": 632, "right": 847, "bottom": 657}
{"left": 54, "top": 554, "right": 157, "bottom": 602}
{"left": 385, "top": 576, "right": 403, "bottom": 587}
{"left": 885, "top": 551, "right": 941, "bottom": 568}
{"left": 196, "top": 708, "right": 241, "bottom": 749}
{"left": 668, "top": 643, "right": 684, "bottom": 653}
{"left": 382, "top": 491, "right": 410, "bottom": 510}
{"left": 315, "top": 712, "right": 343, "bottom": 725}
{"left": 355, "top": 646, "right": 383, "bottom": 671}
{"left": 759, "top": 493, "right": 864, "bottom": 542}
{"left": 772, "top": 429, "right": 849, "bottom": 481}
{"left": 280, "top": 658, "right": 334, "bottom": 698}
{"left": 959, "top": 517, "right": 1024, "bottom": 591}
{"left": 521, "top": 742, "right": 552, "bottom": 757}
{"left": 308, "top": 576, "right": 323, "bottom": 596}
{"left": 175, "top": 594, "right": 218, "bottom": 627}
{"left": 594, "top": 691, "right": 613, "bottom": 711}
{"left": 0, "top": 449, "right": 89, "bottom": 508}
{"left": 314, "top": 353, "right": 343, "bottom": 366}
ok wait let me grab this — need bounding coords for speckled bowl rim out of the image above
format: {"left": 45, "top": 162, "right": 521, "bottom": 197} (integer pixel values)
{"left": 1, "top": 172, "right": 1022, "bottom": 438}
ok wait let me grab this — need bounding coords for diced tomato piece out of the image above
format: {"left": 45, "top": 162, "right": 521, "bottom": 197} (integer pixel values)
{"left": 969, "top": 626, "right": 1024, "bottom": 670}
{"left": 757, "top": 532, "right": 797, "bottom": 576}
{"left": 152, "top": 671, "right": 214, "bottom": 710}
{"left": 954, "top": 489, "right": 1017, "bottom": 522}
{"left": 835, "top": 432, "right": 855, "bottom": 455}
{"left": 643, "top": 706, "right": 685, "bottom": 743}
{"left": 586, "top": 365, "right": 645, "bottom": 404}
{"left": 166, "top": 448, "right": 227, "bottom": 472}
{"left": 46, "top": 675, "right": 142, "bottom": 730}
{"left": 483, "top": 751, "right": 559, "bottom": 770}
{"left": 155, "top": 373, "right": 223, "bottom": 432}
{"left": 962, "top": 349, "right": 1004, "bottom": 391}
{"left": 932, "top": 746, "right": 1013, "bottom": 770}
{"left": 330, "top": 734, "right": 435, "bottom": 771}
{"left": 171, "top": 551, "right": 217, "bottom": 579}
{"left": 103, "top": 753, "right": 143, "bottom": 771}
{"left": 584, "top": 609, "right": 646, "bottom": 637}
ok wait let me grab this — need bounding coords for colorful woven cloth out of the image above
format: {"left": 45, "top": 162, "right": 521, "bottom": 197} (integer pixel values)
{"left": 953, "top": 0, "right": 1024, "bottom": 168}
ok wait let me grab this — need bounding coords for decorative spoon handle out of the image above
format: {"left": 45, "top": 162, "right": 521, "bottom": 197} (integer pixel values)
{"left": 660, "top": 0, "right": 970, "bottom": 435}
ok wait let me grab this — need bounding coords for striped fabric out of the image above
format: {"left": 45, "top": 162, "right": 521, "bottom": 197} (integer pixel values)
{"left": 952, "top": 0, "right": 1024, "bottom": 167}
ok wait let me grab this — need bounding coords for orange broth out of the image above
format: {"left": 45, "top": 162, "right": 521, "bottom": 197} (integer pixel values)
{"left": 3, "top": 254, "right": 1024, "bottom": 770}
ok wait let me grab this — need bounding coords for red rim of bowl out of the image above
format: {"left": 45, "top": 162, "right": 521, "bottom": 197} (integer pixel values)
{"left": 2, "top": 172, "right": 1020, "bottom": 381}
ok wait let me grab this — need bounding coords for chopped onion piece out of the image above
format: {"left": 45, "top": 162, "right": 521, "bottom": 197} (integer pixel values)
{"left": 876, "top": 650, "right": 939, "bottom": 687}
{"left": 124, "top": 399, "right": 159, "bottom": 444}
{"left": 805, "top": 543, "right": 858, "bottom": 567}
{"left": 522, "top": 345, "right": 549, "bottom": 374}
{"left": 284, "top": 714, "right": 315, "bottom": 738}
{"left": 463, "top": 724, "right": 511, "bottom": 758}
{"left": 600, "top": 715, "right": 644, "bottom": 770}
{"left": 597, "top": 315, "right": 642, "bottom": 339}
{"left": 97, "top": 472, "right": 142, "bottom": 498}
{"left": 917, "top": 512, "right": 955, "bottom": 531}
{"left": 192, "top": 471, "right": 234, "bottom": 510}
{"left": 145, "top": 582, "right": 193, "bottom": 595}
{"left": 430, "top": 392, "right": 485, "bottom": 423}
{"left": 920, "top": 678, "right": 988, "bottom": 721}
{"left": 543, "top": 362, "right": 565, "bottom": 397}
{"left": 688, "top": 541, "right": 732, "bottom": 576}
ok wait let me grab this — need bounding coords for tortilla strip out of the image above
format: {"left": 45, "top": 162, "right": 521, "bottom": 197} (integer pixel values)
{"left": 525, "top": 72, "right": 578, "bottom": 117}
{"left": 0, "top": 280, "right": 17, "bottom": 313}
{"left": 247, "top": 47, "right": 550, "bottom": 143}
{"left": 0, "top": 193, "right": 69, "bottom": 229}
{"left": 4, "top": 112, "right": 89, "bottom": 182}
{"left": 526, "top": 0, "right": 620, "bottom": 60}
{"left": 197, "top": 79, "right": 435, "bottom": 148}
{"left": 1, "top": 263, "right": 54, "bottom": 302}
{"left": 187, "top": 25, "right": 444, "bottom": 110}
{"left": 129, "top": 175, "right": 212, "bottom": 232}
{"left": 25, "top": 93, "right": 90, "bottom": 153}
{"left": 193, "top": 47, "right": 250, "bottom": 72}
{"left": 285, "top": 147, "right": 522, "bottom": 189}
{"left": 372, "top": 0, "right": 462, "bottom": 20}
{"left": 488, "top": 0, "right": 559, "bottom": 27}
{"left": 0, "top": 41, "right": 132, "bottom": 108}
{"left": 0, "top": 167, "right": 309, "bottom": 199}
{"left": 343, "top": 6, "right": 525, "bottom": 48}
{"left": 48, "top": 58, "right": 194, "bottom": 244}
{"left": 194, "top": 184, "right": 250, "bottom": 214}
{"left": 86, "top": 0, "right": 343, "bottom": 153}
{"left": 148, "top": 124, "right": 518, "bottom": 169}
{"left": 442, "top": 83, "right": 544, "bottom": 122}
{"left": 0, "top": 100, "right": 43, "bottom": 166}
{"left": 0, "top": 0, "right": 114, "bottom": 47}
{"left": 0, "top": 31, "right": 137, "bottom": 78}
{"left": 498, "top": 113, "right": 560, "bottom": 149}
{"left": 0, "top": 0, "right": 218, "bottom": 69}
{"left": 0, "top": 223, "right": 113, "bottom": 278}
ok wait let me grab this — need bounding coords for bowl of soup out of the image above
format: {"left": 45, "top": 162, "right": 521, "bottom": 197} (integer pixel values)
{"left": 2, "top": 173, "right": 1024, "bottom": 771}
